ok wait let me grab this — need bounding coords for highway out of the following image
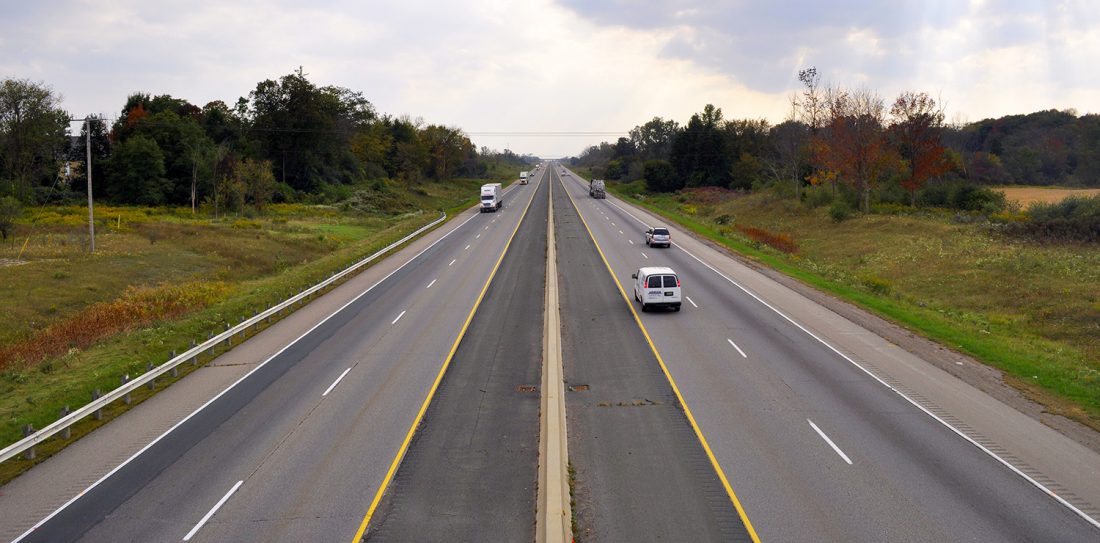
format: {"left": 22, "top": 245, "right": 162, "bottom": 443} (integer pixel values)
{"left": 13, "top": 173, "right": 545, "bottom": 543}
{"left": 4, "top": 161, "right": 1100, "bottom": 542}
{"left": 554, "top": 165, "right": 1100, "bottom": 542}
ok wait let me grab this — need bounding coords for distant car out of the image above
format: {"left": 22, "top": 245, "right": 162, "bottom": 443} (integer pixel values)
{"left": 632, "top": 266, "right": 681, "bottom": 312}
{"left": 645, "top": 227, "right": 671, "bottom": 248}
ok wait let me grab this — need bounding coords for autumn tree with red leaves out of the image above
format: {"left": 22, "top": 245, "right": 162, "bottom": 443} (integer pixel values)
{"left": 809, "top": 86, "right": 901, "bottom": 212}
{"left": 890, "top": 92, "right": 950, "bottom": 206}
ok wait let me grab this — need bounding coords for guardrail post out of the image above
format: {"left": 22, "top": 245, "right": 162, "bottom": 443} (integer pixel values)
{"left": 146, "top": 363, "right": 155, "bottom": 390}
{"left": 190, "top": 341, "right": 198, "bottom": 365}
{"left": 170, "top": 351, "right": 178, "bottom": 377}
{"left": 60, "top": 406, "right": 71, "bottom": 439}
{"left": 22, "top": 425, "right": 35, "bottom": 460}
{"left": 121, "top": 375, "right": 131, "bottom": 404}
{"left": 92, "top": 389, "right": 103, "bottom": 420}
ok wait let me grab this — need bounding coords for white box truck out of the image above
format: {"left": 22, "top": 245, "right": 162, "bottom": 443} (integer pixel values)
{"left": 480, "top": 183, "right": 503, "bottom": 212}
{"left": 519, "top": 171, "right": 529, "bottom": 185}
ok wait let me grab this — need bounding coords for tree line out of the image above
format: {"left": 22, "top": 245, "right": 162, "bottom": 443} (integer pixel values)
{"left": 0, "top": 70, "right": 524, "bottom": 212}
{"left": 572, "top": 67, "right": 1100, "bottom": 216}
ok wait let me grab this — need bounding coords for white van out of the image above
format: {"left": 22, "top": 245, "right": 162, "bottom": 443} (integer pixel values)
{"left": 631, "top": 266, "right": 681, "bottom": 312}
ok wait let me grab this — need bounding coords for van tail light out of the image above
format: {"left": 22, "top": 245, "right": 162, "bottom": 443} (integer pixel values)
{"left": 677, "top": 277, "right": 681, "bottom": 287}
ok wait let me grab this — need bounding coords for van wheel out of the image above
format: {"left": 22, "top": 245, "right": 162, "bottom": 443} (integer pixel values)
{"left": 674, "top": 306, "right": 681, "bottom": 312}
{"left": 641, "top": 303, "right": 648, "bottom": 312}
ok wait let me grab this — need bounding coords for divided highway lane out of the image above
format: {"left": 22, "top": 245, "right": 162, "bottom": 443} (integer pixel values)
{"left": 555, "top": 167, "right": 1099, "bottom": 542}
{"left": 552, "top": 169, "right": 752, "bottom": 541}
{"left": 17, "top": 174, "right": 545, "bottom": 543}
{"left": 365, "top": 172, "right": 549, "bottom": 541}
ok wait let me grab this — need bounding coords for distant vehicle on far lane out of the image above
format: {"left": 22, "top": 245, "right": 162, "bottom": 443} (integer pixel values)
{"left": 589, "top": 179, "right": 606, "bottom": 198}
{"left": 480, "top": 183, "right": 502, "bottom": 212}
{"left": 645, "top": 227, "right": 670, "bottom": 248}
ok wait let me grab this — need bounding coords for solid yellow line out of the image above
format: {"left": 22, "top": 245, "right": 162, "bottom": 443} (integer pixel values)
{"left": 555, "top": 172, "right": 763, "bottom": 543}
{"left": 350, "top": 179, "right": 543, "bottom": 543}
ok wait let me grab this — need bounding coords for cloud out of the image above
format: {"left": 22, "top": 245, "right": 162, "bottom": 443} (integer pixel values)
{"left": 557, "top": 0, "right": 1100, "bottom": 122}
{"left": 2, "top": 0, "right": 1096, "bottom": 156}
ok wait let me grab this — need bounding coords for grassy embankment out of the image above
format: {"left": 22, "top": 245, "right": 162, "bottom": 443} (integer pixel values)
{"left": 0, "top": 172, "right": 515, "bottom": 481}
{"left": 605, "top": 179, "right": 1100, "bottom": 429}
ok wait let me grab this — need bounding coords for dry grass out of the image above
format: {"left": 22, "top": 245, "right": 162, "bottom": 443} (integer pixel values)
{"left": 0, "top": 282, "right": 229, "bottom": 371}
{"left": 997, "top": 186, "right": 1100, "bottom": 208}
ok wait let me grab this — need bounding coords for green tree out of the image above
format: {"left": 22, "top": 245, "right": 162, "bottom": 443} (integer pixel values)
{"left": 106, "top": 135, "right": 170, "bottom": 204}
{"left": 629, "top": 117, "right": 679, "bottom": 160}
{"left": 0, "top": 196, "right": 21, "bottom": 240}
{"left": 0, "top": 78, "right": 70, "bottom": 201}
{"left": 231, "top": 158, "right": 276, "bottom": 210}
{"left": 643, "top": 159, "right": 680, "bottom": 192}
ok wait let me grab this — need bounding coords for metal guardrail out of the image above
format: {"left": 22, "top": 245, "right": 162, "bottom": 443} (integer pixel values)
{"left": 0, "top": 211, "right": 447, "bottom": 465}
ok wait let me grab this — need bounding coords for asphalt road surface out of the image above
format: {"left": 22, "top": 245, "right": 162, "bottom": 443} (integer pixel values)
{"left": 552, "top": 169, "right": 752, "bottom": 541}
{"left": 555, "top": 165, "right": 1100, "bottom": 542}
{"left": 16, "top": 174, "right": 544, "bottom": 543}
{"left": 364, "top": 171, "right": 549, "bottom": 540}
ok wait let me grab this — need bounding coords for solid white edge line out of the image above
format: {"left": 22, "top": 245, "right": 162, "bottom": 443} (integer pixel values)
{"left": 11, "top": 205, "right": 489, "bottom": 543}
{"left": 182, "top": 480, "right": 243, "bottom": 541}
{"left": 686, "top": 296, "right": 698, "bottom": 308}
{"left": 321, "top": 367, "right": 352, "bottom": 397}
{"left": 599, "top": 193, "right": 1100, "bottom": 530}
{"left": 726, "top": 338, "right": 748, "bottom": 358}
{"left": 426, "top": 279, "right": 437, "bottom": 289}
{"left": 391, "top": 310, "right": 407, "bottom": 325}
{"left": 808, "top": 419, "right": 853, "bottom": 465}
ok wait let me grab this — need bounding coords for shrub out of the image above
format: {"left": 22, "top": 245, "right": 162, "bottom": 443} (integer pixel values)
{"left": 736, "top": 225, "right": 798, "bottom": 254}
{"left": 803, "top": 184, "right": 834, "bottom": 208}
{"left": 643, "top": 160, "right": 680, "bottom": 192}
{"left": 860, "top": 274, "right": 892, "bottom": 295}
{"left": 829, "top": 200, "right": 853, "bottom": 222}
{"left": 917, "top": 182, "right": 1006, "bottom": 213}
{"left": 1009, "top": 194, "right": 1100, "bottom": 243}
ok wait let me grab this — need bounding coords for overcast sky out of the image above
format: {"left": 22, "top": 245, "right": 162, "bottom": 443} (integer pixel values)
{"left": 2, "top": 0, "right": 1097, "bottom": 157}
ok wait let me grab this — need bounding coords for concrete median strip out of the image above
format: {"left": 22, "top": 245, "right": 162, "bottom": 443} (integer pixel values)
{"left": 537, "top": 174, "right": 571, "bottom": 543}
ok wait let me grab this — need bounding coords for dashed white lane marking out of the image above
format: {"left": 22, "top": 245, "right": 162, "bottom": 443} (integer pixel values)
{"left": 183, "top": 480, "right": 243, "bottom": 541}
{"left": 809, "top": 419, "right": 853, "bottom": 465}
{"left": 726, "top": 338, "right": 747, "bottom": 358}
{"left": 641, "top": 252, "right": 649, "bottom": 259}
{"left": 426, "top": 279, "right": 437, "bottom": 289}
{"left": 449, "top": 259, "right": 456, "bottom": 266}
{"left": 464, "top": 244, "right": 470, "bottom": 250}
{"left": 619, "top": 230, "right": 623, "bottom": 235}
{"left": 391, "top": 310, "right": 407, "bottom": 325}
{"left": 322, "top": 367, "right": 352, "bottom": 397}
{"left": 686, "top": 296, "right": 698, "bottom": 308}
{"left": 628, "top": 240, "right": 634, "bottom": 245}
{"left": 476, "top": 233, "right": 481, "bottom": 239}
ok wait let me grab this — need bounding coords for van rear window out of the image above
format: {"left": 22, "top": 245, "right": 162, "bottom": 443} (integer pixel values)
{"left": 653, "top": 228, "right": 669, "bottom": 236}
{"left": 663, "top": 276, "right": 678, "bottom": 288}
{"left": 647, "top": 276, "right": 662, "bottom": 288}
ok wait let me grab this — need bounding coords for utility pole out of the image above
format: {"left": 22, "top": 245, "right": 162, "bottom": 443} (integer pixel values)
{"left": 85, "top": 117, "right": 95, "bottom": 253}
